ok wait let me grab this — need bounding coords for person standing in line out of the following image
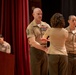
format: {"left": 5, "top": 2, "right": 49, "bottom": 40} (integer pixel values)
{"left": 26, "top": 8, "right": 50, "bottom": 75}
{"left": 65, "top": 15, "right": 76, "bottom": 75}
{"left": 42, "top": 13, "right": 68, "bottom": 75}
{"left": 0, "top": 34, "right": 11, "bottom": 53}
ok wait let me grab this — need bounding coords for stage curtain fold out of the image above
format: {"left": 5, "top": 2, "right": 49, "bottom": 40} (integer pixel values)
{"left": 0, "top": 0, "right": 30, "bottom": 75}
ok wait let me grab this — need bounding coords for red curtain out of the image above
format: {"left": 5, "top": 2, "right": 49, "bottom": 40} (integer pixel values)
{"left": 0, "top": 0, "right": 30, "bottom": 75}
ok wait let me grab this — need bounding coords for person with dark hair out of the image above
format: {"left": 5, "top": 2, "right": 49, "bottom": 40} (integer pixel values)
{"left": 26, "top": 8, "right": 50, "bottom": 75}
{"left": 65, "top": 15, "right": 76, "bottom": 75}
{"left": 42, "top": 13, "right": 68, "bottom": 75}
{"left": 0, "top": 34, "right": 11, "bottom": 53}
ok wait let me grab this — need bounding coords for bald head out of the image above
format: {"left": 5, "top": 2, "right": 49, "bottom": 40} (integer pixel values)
{"left": 32, "top": 8, "right": 42, "bottom": 23}
{"left": 33, "top": 8, "right": 42, "bottom": 14}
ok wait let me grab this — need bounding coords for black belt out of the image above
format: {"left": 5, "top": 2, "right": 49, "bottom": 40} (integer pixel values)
{"left": 68, "top": 53, "right": 76, "bottom": 58}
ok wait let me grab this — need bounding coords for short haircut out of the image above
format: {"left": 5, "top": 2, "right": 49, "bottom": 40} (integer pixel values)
{"left": 33, "top": 8, "right": 42, "bottom": 13}
{"left": 68, "top": 15, "right": 76, "bottom": 20}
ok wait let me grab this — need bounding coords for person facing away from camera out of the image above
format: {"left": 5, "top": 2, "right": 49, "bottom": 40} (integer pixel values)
{"left": 42, "top": 13, "right": 68, "bottom": 75}
{"left": 65, "top": 15, "right": 76, "bottom": 75}
{"left": 0, "top": 34, "right": 11, "bottom": 53}
{"left": 26, "top": 8, "right": 50, "bottom": 75}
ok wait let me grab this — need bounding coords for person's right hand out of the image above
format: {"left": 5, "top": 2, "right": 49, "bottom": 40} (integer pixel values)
{"left": 42, "top": 46, "right": 48, "bottom": 53}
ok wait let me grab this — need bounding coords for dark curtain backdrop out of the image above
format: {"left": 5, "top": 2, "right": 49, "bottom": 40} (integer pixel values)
{"left": 0, "top": 0, "right": 30, "bottom": 75}
{"left": 41, "top": 0, "right": 76, "bottom": 27}
{"left": 61, "top": 0, "right": 76, "bottom": 27}
{"left": 41, "top": 0, "right": 61, "bottom": 25}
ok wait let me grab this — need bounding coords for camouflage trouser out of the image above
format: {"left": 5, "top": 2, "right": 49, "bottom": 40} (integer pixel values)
{"left": 30, "top": 47, "right": 49, "bottom": 75}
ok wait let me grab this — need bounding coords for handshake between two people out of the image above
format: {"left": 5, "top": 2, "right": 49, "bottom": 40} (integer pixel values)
{"left": 40, "top": 38, "right": 50, "bottom": 53}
